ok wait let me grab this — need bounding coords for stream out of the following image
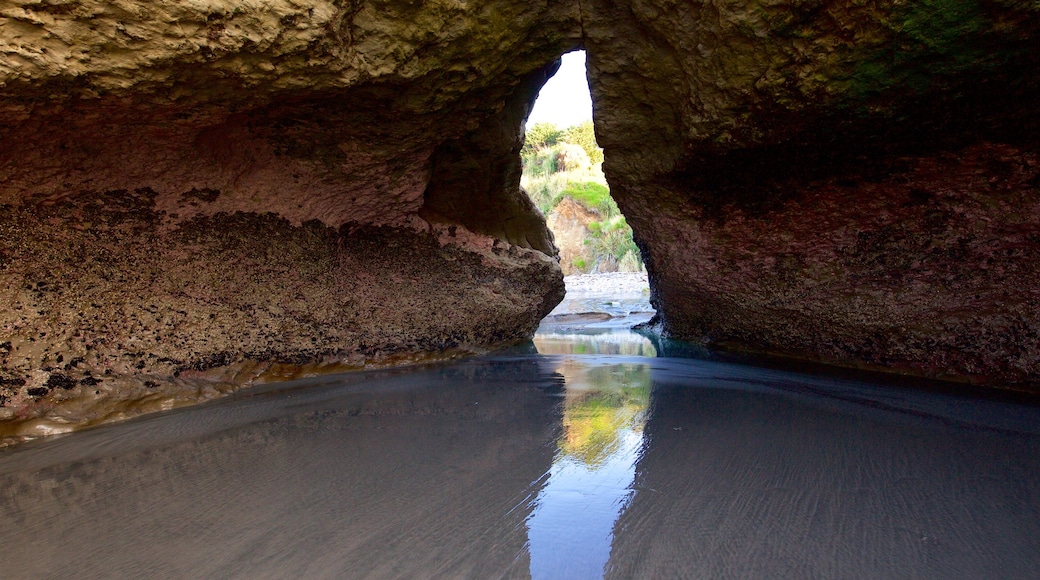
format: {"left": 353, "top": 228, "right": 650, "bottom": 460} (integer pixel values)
{"left": 2, "top": 312, "right": 1040, "bottom": 578}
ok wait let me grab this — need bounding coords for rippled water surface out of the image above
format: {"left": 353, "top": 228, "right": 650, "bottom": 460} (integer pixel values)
{"left": 2, "top": 329, "right": 1040, "bottom": 579}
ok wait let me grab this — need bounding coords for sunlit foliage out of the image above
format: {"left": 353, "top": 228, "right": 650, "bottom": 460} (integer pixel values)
{"left": 520, "top": 121, "right": 641, "bottom": 273}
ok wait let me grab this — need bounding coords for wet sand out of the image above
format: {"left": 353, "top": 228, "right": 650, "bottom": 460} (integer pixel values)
{"left": 541, "top": 272, "right": 654, "bottom": 331}
{"left": 2, "top": 337, "right": 1039, "bottom": 579}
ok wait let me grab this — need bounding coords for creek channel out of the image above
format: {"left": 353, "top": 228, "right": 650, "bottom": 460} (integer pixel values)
{"left": 2, "top": 278, "right": 1040, "bottom": 578}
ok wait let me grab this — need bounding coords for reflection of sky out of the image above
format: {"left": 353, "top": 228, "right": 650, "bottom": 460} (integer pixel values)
{"left": 527, "top": 432, "right": 643, "bottom": 579}
{"left": 525, "top": 362, "right": 650, "bottom": 579}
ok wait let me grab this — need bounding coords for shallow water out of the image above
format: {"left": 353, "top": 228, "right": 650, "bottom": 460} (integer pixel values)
{"left": 2, "top": 329, "right": 1040, "bottom": 579}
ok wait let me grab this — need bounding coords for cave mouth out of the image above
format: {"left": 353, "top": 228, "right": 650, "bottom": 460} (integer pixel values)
{"left": 521, "top": 50, "right": 644, "bottom": 276}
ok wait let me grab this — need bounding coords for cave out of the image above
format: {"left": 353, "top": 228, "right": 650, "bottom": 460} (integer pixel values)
{"left": 1, "top": 0, "right": 1040, "bottom": 437}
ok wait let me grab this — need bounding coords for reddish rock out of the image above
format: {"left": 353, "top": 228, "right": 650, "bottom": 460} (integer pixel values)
{"left": 2, "top": 0, "right": 1040, "bottom": 440}
{"left": 581, "top": 0, "right": 1040, "bottom": 390}
{"left": 546, "top": 197, "right": 601, "bottom": 275}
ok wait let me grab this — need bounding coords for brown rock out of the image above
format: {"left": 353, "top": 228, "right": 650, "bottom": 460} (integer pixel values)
{"left": 583, "top": 0, "right": 1040, "bottom": 389}
{"left": 0, "top": 1, "right": 580, "bottom": 438}
{"left": 0, "top": 205, "right": 563, "bottom": 438}
{"left": 546, "top": 197, "right": 601, "bottom": 275}
{"left": 2, "top": 0, "right": 1040, "bottom": 440}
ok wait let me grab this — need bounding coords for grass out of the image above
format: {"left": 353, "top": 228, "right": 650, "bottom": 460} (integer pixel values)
{"left": 520, "top": 124, "right": 643, "bottom": 274}
{"left": 559, "top": 181, "right": 615, "bottom": 216}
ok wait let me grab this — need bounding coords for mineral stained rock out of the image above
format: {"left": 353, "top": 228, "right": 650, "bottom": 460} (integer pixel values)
{"left": 1, "top": 0, "right": 1040, "bottom": 438}
{"left": 0, "top": 0, "right": 579, "bottom": 437}
{"left": 583, "top": 0, "right": 1040, "bottom": 388}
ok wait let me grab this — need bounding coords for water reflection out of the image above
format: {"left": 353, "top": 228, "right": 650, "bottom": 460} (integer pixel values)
{"left": 532, "top": 329, "right": 657, "bottom": 356}
{"left": 4, "top": 346, "right": 1040, "bottom": 578}
{"left": 526, "top": 361, "right": 650, "bottom": 579}
{"left": 0, "top": 362, "right": 562, "bottom": 579}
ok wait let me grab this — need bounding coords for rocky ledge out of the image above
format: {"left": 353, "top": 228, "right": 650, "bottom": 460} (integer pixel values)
{"left": 0, "top": 0, "right": 579, "bottom": 439}
{"left": 0, "top": 207, "right": 562, "bottom": 439}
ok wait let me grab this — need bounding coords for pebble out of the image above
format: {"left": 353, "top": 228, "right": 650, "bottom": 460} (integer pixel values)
{"left": 563, "top": 272, "right": 649, "bottom": 296}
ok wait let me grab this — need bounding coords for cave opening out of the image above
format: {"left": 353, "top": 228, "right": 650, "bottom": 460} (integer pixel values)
{"left": 521, "top": 50, "right": 644, "bottom": 276}
{"left": 524, "top": 51, "right": 656, "bottom": 352}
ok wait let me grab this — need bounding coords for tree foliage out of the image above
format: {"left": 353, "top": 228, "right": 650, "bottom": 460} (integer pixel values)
{"left": 522, "top": 120, "right": 603, "bottom": 165}
{"left": 522, "top": 122, "right": 564, "bottom": 155}
{"left": 562, "top": 121, "right": 604, "bottom": 165}
{"left": 519, "top": 119, "right": 642, "bottom": 274}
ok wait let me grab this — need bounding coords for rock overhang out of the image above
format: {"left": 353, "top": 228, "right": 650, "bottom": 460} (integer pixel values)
{"left": 2, "top": 0, "right": 1040, "bottom": 441}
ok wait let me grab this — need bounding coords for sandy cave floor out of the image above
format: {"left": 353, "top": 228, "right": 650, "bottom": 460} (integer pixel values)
{"left": 540, "top": 272, "right": 654, "bottom": 330}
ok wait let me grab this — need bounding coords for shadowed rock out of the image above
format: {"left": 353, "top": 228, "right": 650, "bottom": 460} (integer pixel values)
{"left": 1, "top": 0, "right": 1040, "bottom": 437}
{"left": 582, "top": 0, "right": 1040, "bottom": 389}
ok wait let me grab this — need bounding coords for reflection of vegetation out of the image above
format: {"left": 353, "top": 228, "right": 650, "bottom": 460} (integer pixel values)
{"left": 558, "top": 365, "right": 651, "bottom": 469}
{"left": 533, "top": 333, "right": 657, "bottom": 357}
{"left": 521, "top": 121, "right": 642, "bottom": 274}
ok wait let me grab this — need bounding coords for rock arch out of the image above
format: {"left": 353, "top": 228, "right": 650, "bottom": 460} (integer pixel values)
{"left": 1, "top": 0, "right": 1039, "bottom": 434}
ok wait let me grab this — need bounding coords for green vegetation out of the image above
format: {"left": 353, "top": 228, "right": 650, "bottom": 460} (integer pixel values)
{"left": 587, "top": 214, "right": 642, "bottom": 273}
{"left": 561, "top": 121, "right": 604, "bottom": 165}
{"left": 558, "top": 364, "right": 651, "bottom": 468}
{"left": 520, "top": 121, "right": 642, "bottom": 274}
{"left": 559, "top": 181, "right": 612, "bottom": 214}
{"left": 840, "top": 0, "right": 1023, "bottom": 101}
{"left": 522, "top": 122, "right": 564, "bottom": 155}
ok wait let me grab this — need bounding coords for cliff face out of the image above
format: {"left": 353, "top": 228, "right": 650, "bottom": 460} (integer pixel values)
{"left": 0, "top": 1, "right": 579, "bottom": 436}
{"left": 1, "top": 0, "right": 1039, "bottom": 436}
{"left": 582, "top": 0, "right": 1040, "bottom": 387}
{"left": 546, "top": 197, "right": 601, "bottom": 275}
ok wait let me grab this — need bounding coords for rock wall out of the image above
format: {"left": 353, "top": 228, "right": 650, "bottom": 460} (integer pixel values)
{"left": 583, "top": 0, "right": 1040, "bottom": 389}
{"left": 0, "top": 1, "right": 580, "bottom": 437}
{"left": 2, "top": 0, "right": 1040, "bottom": 439}
{"left": 546, "top": 197, "right": 600, "bottom": 275}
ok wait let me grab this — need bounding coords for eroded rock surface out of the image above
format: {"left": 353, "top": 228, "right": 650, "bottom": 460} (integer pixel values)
{"left": 546, "top": 197, "right": 601, "bottom": 275}
{"left": 583, "top": 0, "right": 1040, "bottom": 388}
{"left": 0, "top": 0, "right": 578, "bottom": 438}
{"left": 2, "top": 0, "right": 1040, "bottom": 439}
{"left": 0, "top": 203, "right": 563, "bottom": 437}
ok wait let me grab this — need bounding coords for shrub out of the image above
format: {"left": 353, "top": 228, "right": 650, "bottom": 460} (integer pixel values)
{"left": 553, "top": 143, "right": 591, "bottom": 173}
{"left": 522, "top": 122, "right": 563, "bottom": 155}
{"left": 558, "top": 181, "right": 615, "bottom": 216}
{"left": 522, "top": 171, "right": 569, "bottom": 214}
{"left": 519, "top": 126, "right": 643, "bottom": 273}
{"left": 584, "top": 215, "right": 642, "bottom": 273}
{"left": 618, "top": 250, "right": 643, "bottom": 273}
{"left": 562, "top": 121, "right": 604, "bottom": 165}
{"left": 521, "top": 145, "right": 603, "bottom": 214}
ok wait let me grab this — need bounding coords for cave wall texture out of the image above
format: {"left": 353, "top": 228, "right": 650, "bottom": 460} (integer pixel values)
{"left": 582, "top": 0, "right": 1040, "bottom": 387}
{"left": 1, "top": 0, "right": 1039, "bottom": 436}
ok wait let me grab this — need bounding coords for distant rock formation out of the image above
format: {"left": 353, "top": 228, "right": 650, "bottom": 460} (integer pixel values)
{"left": 546, "top": 197, "right": 600, "bottom": 275}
